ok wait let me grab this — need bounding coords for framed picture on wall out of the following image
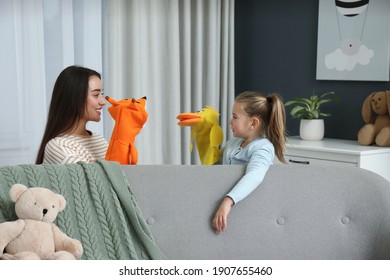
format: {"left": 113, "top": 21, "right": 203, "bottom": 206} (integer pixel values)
{"left": 316, "top": 0, "right": 390, "bottom": 81}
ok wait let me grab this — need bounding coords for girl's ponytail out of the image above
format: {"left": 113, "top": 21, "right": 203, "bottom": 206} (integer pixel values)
{"left": 266, "top": 93, "right": 287, "bottom": 163}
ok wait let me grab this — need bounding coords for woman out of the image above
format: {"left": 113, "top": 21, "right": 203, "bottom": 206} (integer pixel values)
{"left": 36, "top": 65, "right": 108, "bottom": 164}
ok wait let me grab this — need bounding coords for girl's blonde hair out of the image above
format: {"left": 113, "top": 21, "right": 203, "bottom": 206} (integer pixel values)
{"left": 236, "top": 91, "right": 287, "bottom": 163}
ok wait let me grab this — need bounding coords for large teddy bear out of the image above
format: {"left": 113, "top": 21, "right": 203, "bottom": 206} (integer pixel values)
{"left": 357, "top": 91, "right": 390, "bottom": 147}
{"left": 0, "top": 184, "right": 83, "bottom": 260}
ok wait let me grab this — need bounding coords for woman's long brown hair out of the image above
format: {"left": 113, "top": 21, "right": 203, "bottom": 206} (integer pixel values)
{"left": 36, "top": 65, "right": 101, "bottom": 164}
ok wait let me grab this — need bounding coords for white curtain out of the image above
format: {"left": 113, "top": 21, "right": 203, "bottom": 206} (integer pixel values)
{"left": 103, "top": 0, "right": 235, "bottom": 164}
{"left": 0, "top": 0, "right": 47, "bottom": 165}
{"left": 0, "top": 0, "right": 103, "bottom": 165}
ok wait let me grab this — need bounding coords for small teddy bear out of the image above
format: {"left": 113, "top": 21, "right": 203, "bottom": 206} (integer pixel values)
{"left": 0, "top": 184, "right": 83, "bottom": 260}
{"left": 357, "top": 91, "right": 390, "bottom": 147}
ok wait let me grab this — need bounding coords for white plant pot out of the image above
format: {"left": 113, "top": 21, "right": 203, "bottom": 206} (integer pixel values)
{"left": 299, "top": 119, "right": 324, "bottom": 141}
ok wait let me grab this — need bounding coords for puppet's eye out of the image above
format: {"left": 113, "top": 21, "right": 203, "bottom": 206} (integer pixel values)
{"left": 52, "top": 205, "right": 55, "bottom": 209}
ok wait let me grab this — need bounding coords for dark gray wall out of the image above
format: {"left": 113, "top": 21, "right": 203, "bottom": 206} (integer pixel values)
{"left": 234, "top": 0, "right": 389, "bottom": 140}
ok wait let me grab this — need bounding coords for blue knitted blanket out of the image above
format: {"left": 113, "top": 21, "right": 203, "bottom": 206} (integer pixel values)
{"left": 0, "top": 160, "right": 166, "bottom": 260}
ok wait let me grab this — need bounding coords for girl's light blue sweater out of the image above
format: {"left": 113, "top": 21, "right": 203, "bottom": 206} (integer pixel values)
{"left": 222, "top": 136, "right": 275, "bottom": 204}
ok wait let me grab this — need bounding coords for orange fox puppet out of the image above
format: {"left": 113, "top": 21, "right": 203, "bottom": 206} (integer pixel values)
{"left": 105, "top": 96, "right": 148, "bottom": 165}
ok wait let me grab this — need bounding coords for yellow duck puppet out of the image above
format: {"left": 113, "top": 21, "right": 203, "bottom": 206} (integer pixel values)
{"left": 177, "top": 106, "right": 223, "bottom": 165}
{"left": 105, "top": 96, "right": 148, "bottom": 165}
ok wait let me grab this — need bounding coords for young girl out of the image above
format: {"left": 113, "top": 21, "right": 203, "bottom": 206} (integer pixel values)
{"left": 36, "top": 65, "right": 108, "bottom": 164}
{"left": 213, "top": 91, "right": 286, "bottom": 233}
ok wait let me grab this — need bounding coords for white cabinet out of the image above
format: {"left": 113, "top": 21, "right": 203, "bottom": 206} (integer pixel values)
{"left": 283, "top": 136, "right": 390, "bottom": 182}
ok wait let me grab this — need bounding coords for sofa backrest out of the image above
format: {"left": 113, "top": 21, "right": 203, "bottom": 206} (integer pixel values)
{"left": 123, "top": 164, "right": 390, "bottom": 260}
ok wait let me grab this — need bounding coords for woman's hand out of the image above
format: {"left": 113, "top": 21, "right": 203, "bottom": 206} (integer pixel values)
{"left": 213, "top": 196, "right": 234, "bottom": 233}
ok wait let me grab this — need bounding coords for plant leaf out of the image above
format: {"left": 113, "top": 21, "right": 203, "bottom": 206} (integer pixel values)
{"left": 285, "top": 91, "right": 338, "bottom": 119}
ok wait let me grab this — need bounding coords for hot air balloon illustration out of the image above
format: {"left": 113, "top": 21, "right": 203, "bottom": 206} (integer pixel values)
{"left": 316, "top": 0, "right": 389, "bottom": 81}
{"left": 335, "top": 0, "right": 370, "bottom": 55}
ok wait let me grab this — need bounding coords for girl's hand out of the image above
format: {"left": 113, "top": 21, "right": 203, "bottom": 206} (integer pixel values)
{"left": 213, "top": 196, "right": 234, "bottom": 233}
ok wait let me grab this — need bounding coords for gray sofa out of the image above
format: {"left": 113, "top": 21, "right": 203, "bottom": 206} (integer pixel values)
{"left": 124, "top": 164, "right": 390, "bottom": 260}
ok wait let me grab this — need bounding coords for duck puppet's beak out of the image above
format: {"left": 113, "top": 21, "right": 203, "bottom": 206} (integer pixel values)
{"left": 176, "top": 112, "right": 203, "bottom": 126}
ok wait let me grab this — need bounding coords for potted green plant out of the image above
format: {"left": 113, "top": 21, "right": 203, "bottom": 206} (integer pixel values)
{"left": 285, "top": 91, "right": 338, "bottom": 140}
